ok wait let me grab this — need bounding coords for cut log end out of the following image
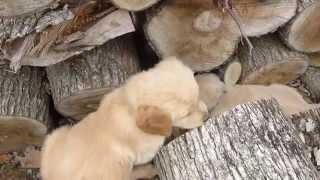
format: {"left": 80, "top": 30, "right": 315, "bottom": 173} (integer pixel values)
{"left": 286, "top": 3, "right": 320, "bottom": 52}
{"left": 0, "top": 117, "right": 46, "bottom": 153}
{"left": 242, "top": 60, "right": 309, "bottom": 85}
{"left": 47, "top": 34, "right": 141, "bottom": 120}
{"left": 55, "top": 88, "right": 113, "bottom": 120}
{"left": 145, "top": 4, "right": 239, "bottom": 72}
{"left": 111, "top": 0, "right": 160, "bottom": 11}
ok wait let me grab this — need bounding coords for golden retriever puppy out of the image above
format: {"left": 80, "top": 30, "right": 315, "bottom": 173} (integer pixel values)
{"left": 41, "top": 57, "right": 208, "bottom": 180}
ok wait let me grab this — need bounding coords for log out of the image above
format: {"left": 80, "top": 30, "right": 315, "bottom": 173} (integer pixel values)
{"left": 279, "top": 1, "right": 320, "bottom": 52}
{"left": 300, "top": 67, "right": 320, "bottom": 103}
{"left": 0, "top": 4, "right": 73, "bottom": 42}
{"left": 46, "top": 34, "right": 140, "bottom": 120}
{"left": 0, "top": 65, "right": 50, "bottom": 152}
{"left": 17, "top": 10, "right": 135, "bottom": 67}
{"left": 155, "top": 99, "right": 320, "bottom": 179}
{"left": 111, "top": 0, "right": 161, "bottom": 11}
{"left": 238, "top": 34, "right": 309, "bottom": 85}
{"left": 144, "top": 0, "right": 240, "bottom": 72}
{"left": 309, "top": 53, "right": 320, "bottom": 67}
{"left": 0, "top": 0, "right": 55, "bottom": 17}
{"left": 291, "top": 108, "right": 320, "bottom": 170}
{"left": 170, "top": 0, "right": 296, "bottom": 37}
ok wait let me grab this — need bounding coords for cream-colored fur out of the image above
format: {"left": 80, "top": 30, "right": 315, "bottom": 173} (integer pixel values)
{"left": 41, "top": 57, "right": 208, "bottom": 180}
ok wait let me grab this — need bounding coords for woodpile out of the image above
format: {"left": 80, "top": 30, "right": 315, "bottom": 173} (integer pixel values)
{"left": 0, "top": 0, "right": 320, "bottom": 179}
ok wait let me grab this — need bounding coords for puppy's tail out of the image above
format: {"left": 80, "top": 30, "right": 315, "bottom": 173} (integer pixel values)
{"left": 40, "top": 126, "right": 70, "bottom": 180}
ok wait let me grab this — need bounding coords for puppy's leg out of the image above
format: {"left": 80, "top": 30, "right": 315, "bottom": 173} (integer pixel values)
{"left": 136, "top": 105, "right": 172, "bottom": 137}
{"left": 130, "top": 163, "right": 158, "bottom": 180}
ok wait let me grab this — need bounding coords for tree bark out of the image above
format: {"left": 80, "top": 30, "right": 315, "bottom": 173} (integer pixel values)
{"left": 46, "top": 34, "right": 141, "bottom": 120}
{"left": 291, "top": 108, "right": 320, "bottom": 170}
{"left": 279, "top": 0, "right": 320, "bottom": 52}
{"left": 238, "top": 34, "right": 309, "bottom": 85}
{"left": 0, "top": 65, "right": 50, "bottom": 153}
{"left": 155, "top": 99, "right": 319, "bottom": 179}
{"left": 0, "top": 4, "right": 73, "bottom": 42}
{"left": 299, "top": 67, "right": 320, "bottom": 103}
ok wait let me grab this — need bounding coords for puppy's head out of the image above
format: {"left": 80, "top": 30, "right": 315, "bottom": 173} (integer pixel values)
{"left": 126, "top": 57, "right": 208, "bottom": 133}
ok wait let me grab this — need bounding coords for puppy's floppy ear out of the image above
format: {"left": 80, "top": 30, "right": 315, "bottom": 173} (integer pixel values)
{"left": 136, "top": 105, "right": 172, "bottom": 137}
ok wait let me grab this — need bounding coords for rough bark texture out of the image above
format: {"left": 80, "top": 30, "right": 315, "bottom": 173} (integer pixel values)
{"left": 0, "top": 5, "right": 73, "bottom": 42}
{"left": 300, "top": 67, "right": 320, "bottom": 103}
{"left": 238, "top": 34, "right": 309, "bottom": 85}
{"left": 0, "top": 0, "right": 55, "bottom": 16}
{"left": 279, "top": 0, "right": 320, "bottom": 52}
{"left": 291, "top": 108, "right": 320, "bottom": 171}
{"left": 0, "top": 65, "right": 50, "bottom": 152}
{"left": 155, "top": 99, "right": 319, "bottom": 179}
{"left": 46, "top": 34, "right": 140, "bottom": 120}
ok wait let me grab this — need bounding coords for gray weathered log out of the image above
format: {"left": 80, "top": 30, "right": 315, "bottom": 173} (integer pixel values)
{"left": 0, "top": 5, "right": 73, "bottom": 42}
{"left": 299, "top": 67, "right": 320, "bottom": 103}
{"left": 155, "top": 99, "right": 320, "bottom": 179}
{"left": 291, "top": 108, "right": 320, "bottom": 170}
{"left": 46, "top": 34, "right": 140, "bottom": 120}
{"left": 238, "top": 34, "right": 309, "bottom": 85}
{"left": 0, "top": 0, "right": 56, "bottom": 17}
{"left": 0, "top": 65, "right": 50, "bottom": 153}
{"left": 279, "top": 0, "right": 320, "bottom": 52}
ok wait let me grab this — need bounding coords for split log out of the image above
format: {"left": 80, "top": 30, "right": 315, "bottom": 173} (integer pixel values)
{"left": 238, "top": 34, "right": 309, "bottom": 85}
{"left": 17, "top": 10, "right": 135, "bottom": 67}
{"left": 299, "top": 67, "right": 320, "bottom": 103}
{"left": 291, "top": 108, "right": 320, "bottom": 170}
{"left": 0, "top": 4, "right": 73, "bottom": 42}
{"left": 144, "top": 0, "right": 240, "bottom": 72}
{"left": 0, "top": 65, "right": 50, "bottom": 153}
{"left": 155, "top": 99, "right": 320, "bottom": 179}
{"left": 111, "top": 0, "right": 161, "bottom": 11}
{"left": 279, "top": 1, "right": 320, "bottom": 52}
{"left": 0, "top": 0, "right": 55, "bottom": 17}
{"left": 46, "top": 34, "right": 140, "bottom": 120}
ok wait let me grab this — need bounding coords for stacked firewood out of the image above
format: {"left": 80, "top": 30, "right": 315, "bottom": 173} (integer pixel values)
{"left": 0, "top": 0, "right": 320, "bottom": 179}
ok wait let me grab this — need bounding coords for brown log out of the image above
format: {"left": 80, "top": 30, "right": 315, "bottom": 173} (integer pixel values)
{"left": 155, "top": 99, "right": 320, "bottom": 179}
{"left": 299, "top": 67, "right": 320, "bottom": 103}
{"left": 144, "top": 0, "right": 240, "bottom": 72}
{"left": 291, "top": 108, "right": 320, "bottom": 170}
{"left": 279, "top": 1, "right": 320, "bottom": 52}
{"left": 46, "top": 34, "right": 140, "bottom": 120}
{"left": 0, "top": 65, "right": 50, "bottom": 153}
{"left": 111, "top": 0, "right": 161, "bottom": 11}
{"left": 238, "top": 34, "right": 309, "bottom": 85}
